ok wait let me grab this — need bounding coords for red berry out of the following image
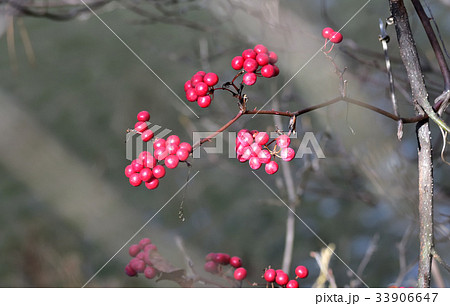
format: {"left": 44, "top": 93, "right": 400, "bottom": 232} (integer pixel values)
{"left": 254, "top": 44, "right": 268, "bottom": 54}
{"left": 265, "top": 161, "right": 279, "bottom": 174}
{"left": 243, "top": 72, "right": 257, "bottom": 86}
{"left": 186, "top": 88, "right": 198, "bottom": 102}
{"left": 165, "top": 155, "right": 179, "bottom": 169}
{"left": 275, "top": 272, "right": 289, "bottom": 286}
{"left": 268, "top": 51, "right": 278, "bottom": 64}
{"left": 204, "top": 72, "right": 219, "bottom": 87}
{"left": 230, "top": 256, "right": 243, "bottom": 268}
{"left": 139, "top": 168, "right": 153, "bottom": 182}
{"left": 249, "top": 156, "right": 262, "bottom": 170}
{"left": 129, "top": 173, "right": 142, "bottom": 187}
{"left": 250, "top": 143, "right": 262, "bottom": 155}
{"left": 129, "top": 258, "right": 146, "bottom": 273}
{"left": 184, "top": 80, "right": 193, "bottom": 92}
{"left": 136, "top": 251, "right": 145, "bottom": 261}
{"left": 276, "top": 135, "right": 291, "bottom": 148}
{"left": 125, "top": 264, "right": 137, "bottom": 277}
{"left": 231, "top": 56, "right": 244, "bottom": 70}
{"left": 154, "top": 147, "right": 169, "bottom": 161}
{"left": 153, "top": 138, "right": 166, "bottom": 150}
{"left": 139, "top": 238, "right": 152, "bottom": 249}
{"left": 272, "top": 65, "right": 280, "bottom": 77}
{"left": 167, "top": 143, "right": 179, "bottom": 155}
{"left": 280, "top": 147, "right": 295, "bottom": 161}
{"left": 243, "top": 58, "right": 258, "bottom": 72}
{"left": 143, "top": 244, "right": 157, "bottom": 252}
{"left": 242, "top": 146, "right": 256, "bottom": 160}
{"left": 261, "top": 64, "right": 275, "bottom": 78}
{"left": 176, "top": 148, "right": 190, "bottom": 161}
{"left": 195, "top": 82, "right": 209, "bottom": 96}
{"left": 191, "top": 74, "right": 204, "bottom": 87}
{"left": 234, "top": 267, "right": 247, "bottom": 281}
{"left": 214, "top": 253, "right": 231, "bottom": 265}
{"left": 128, "top": 244, "right": 140, "bottom": 257}
{"left": 143, "top": 155, "right": 157, "bottom": 169}
{"left": 286, "top": 280, "right": 299, "bottom": 288}
{"left": 238, "top": 132, "right": 254, "bottom": 146}
{"left": 264, "top": 269, "right": 276, "bottom": 282}
{"left": 295, "top": 265, "right": 309, "bottom": 279}
{"left": 137, "top": 111, "right": 150, "bottom": 122}
{"left": 322, "top": 27, "right": 334, "bottom": 39}
{"left": 131, "top": 159, "right": 144, "bottom": 172}
{"left": 179, "top": 142, "right": 192, "bottom": 153}
{"left": 144, "top": 266, "right": 157, "bottom": 279}
{"left": 145, "top": 178, "right": 159, "bottom": 190}
{"left": 242, "top": 49, "right": 256, "bottom": 59}
{"left": 141, "top": 129, "right": 154, "bottom": 142}
{"left": 196, "top": 70, "right": 206, "bottom": 77}
{"left": 256, "top": 53, "right": 269, "bottom": 66}
{"left": 258, "top": 150, "right": 272, "bottom": 163}
{"left": 125, "top": 164, "right": 135, "bottom": 178}
{"left": 197, "top": 95, "right": 211, "bottom": 108}
{"left": 135, "top": 121, "right": 148, "bottom": 133}
{"left": 205, "top": 252, "right": 216, "bottom": 261}
{"left": 204, "top": 261, "right": 219, "bottom": 274}
{"left": 255, "top": 132, "right": 269, "bottom": 145}
{"left": 167, "top": 135, "right": 180, "bottom": 146}
{"left": 152, "top": 165, "right": 166, "bottom": 179}
{"left": 330, "top": 31, "right": 343, "bottom": 44}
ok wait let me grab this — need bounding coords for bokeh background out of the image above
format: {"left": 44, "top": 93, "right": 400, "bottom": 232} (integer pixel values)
{"left": 0, "top": 0, "right": 449, "bottom": 287}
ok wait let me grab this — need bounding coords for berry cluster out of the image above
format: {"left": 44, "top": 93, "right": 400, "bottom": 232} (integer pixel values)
{"left": 184, "top": 71, "right": 219, "bottom": 108}
{"left": 231, "top": 44, "right": 279, "bottom": 86}
{"left": 322, "top": 27, "right": 343, "bottom": 46}
{"left": 125, "top": 111, "right": 192, "bottom": 190}
{"left": 203, "top": 252, "right": 247, "bottom": 281}
{"left": 125, "top": 238, "right": 159, "bottom": 279}
{"left": 235, "top": 129, "right": 295, "bottom": 175}
{"left": 263, "top": 265, "right": 308, "bottom": 288}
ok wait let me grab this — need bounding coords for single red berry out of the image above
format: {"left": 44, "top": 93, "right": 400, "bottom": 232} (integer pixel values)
{"left": 276, "top": 269, "right": 285, "bottom": 274}
{"left": 135, "top": 121, "right": 148, "bottom": 133}
{"left": 145, "top": 178, "right": 159, "bottom": 190}
{"left": 144, "top": 266, "right": 158, "bottom": 279}
{"left": 205, "top": 252, "right": 216, "bottom": 261}
{"left": 125, "top": 264, "right": 137, "bottom": 277}
{"left": 256, "top": 53, "right": 269, "bottom": 66}
{"left": 129, "top": 173, "right": 142, "bottom": 187}
{"left": 129, "top": 258, "right": 146, "bottom": 273}
{"left": 255, "top": 132, "right": 269, "bottom": 145}
{"left": 213, "top": 253, "right": 231, "bottom": 265}
{"left": 196, "top": 70, "right": 206, "bottom": 77}
{"left": 272, "top": 65, "right": 280, "bottom": 77}
{"left": 195, "top": 82, "right": 209, "bottom": 96}
{"left": 139, "top": 238, "right": 152, "bottom": 249}
{"left": 197, "top": 95, "right": 211, "bottom": 108}
{"left": 152, "top": 165, "right": 166, "bottom": 179}
{"left": 184, "top": 80, "right": 193, "bottom": 92}
{"left": 186, "top": 88, "right": 198, "bottom": 102}
{"left": 261, "top": 64, "right": 275, "bottom": 78}
{"left": 234, "top": 267, "right": 247, "bottom": 281}
{"left": 167, "top": 135, "right": 180, "bottom": 146}
{"left": 322, "top": 27, "right": 334, "bottom": 39}
{"left": 275, "top": 272, "right": 289, "bottom": 286}
{"left": 154, "top": 147, "right": 169, "bottom": 161}
{"left": 330, "top": 31, "right": 343, "bottom": 44}
{"left": 276, "top": 134, "right": 291, "bottom": 148}
{"left": 165, "top": 155, "right": 179, "bottom": 169}
{"left": 237, "top": 154, "right": 247, "bottom": 163}
{"left": 243, "top": 58, "right": 258, "bottom": 72}
{"left": 138, "top": 151, "right": 151, "bottom": 162}
{"left": 295, "top": 265, "right": 309, "bottom": 279}
{"left": 139, "top": 168, "right": 153, "bottom": 182}
{"left": 286, "top": 280, "right": 299, "bottom": 288}
{"left": 204, "top": 261, "right": 219, "bottom": 274}
{"left": 128, "top": 244, "right": 141, "bottom": 257}
{"left": 280, "top": 147, "right": 295, "bottom": 161}
{"left": 250, "top": 143, "right": 262, "bottom": 155}
{"left": 143, "top": 155, "right": 157, "bottom": 169}
{"left": 191, "top": 74, "right": 204, "bottom": 87}
{"left": 176, "top": 148, "right": 190, "bottom": 161}
{"left": 125, "top": 164, "right": 135, "bottom": 178}
{"left": 167, "top": 143, "right": 179, "bottom": 155}
{"left": 249, "top": 156, "right": 262, "bottom": 170}
{"left": 258, "top": 150, "right": 272, "bottom": 164}
{"left": 243, "top": 72, "right": 257, "bottom": 86}
{"left": 143, "top": 244, "right": 157, "bottom": 252}
{"left": 237, "top": 129, "right": 250, "bottom": 138}
{"left": 137, "top": 111, "right": 150, "bottom": 122}
{"left": 204, "top": 72, "right": 219, "bottom": 87}
{"left": 242, "top": 146, "right": 256, "bottom": 160}
{"left": 231, "top": 56, "right": 244, "bottom": 70}
{"left": 131, "top": 159, "right": 144, "bottom": 172}
{"left": 235, "top": 143, "right": 246, "bottom": 155}
{"left": 179, "top": 142, "right": 192, "bottom": 153}
{"left": 153, "top": 138, "right": 166, "bottom": 150}
{"left": 242, "top": 49, "right": 256, "bottom": 60}
{"left": 265, "top": 161, "right": 279, "bottom": 174}
{"left": 230, "top": 256, "right": 243, "bottom": 268}
{"left": 254, "top": 44, "right": 268, "bottom": 54}
{"left": 141, "top": 129, "right": 154, "bottom": 142}
{"left": 238, "top": 132, "right": 254, "bottom": 146}
{"left": 268, "top": 51, "right": 278, "bottom": 64}
{"left": 264, "top": 269, "right": 277, "bottom": 282}
{"left": 136, "top": 251, "right": 145, "bottom": 261}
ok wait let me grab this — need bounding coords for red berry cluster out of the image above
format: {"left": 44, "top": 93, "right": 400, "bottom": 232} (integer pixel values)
{"left": 184, "top": 71, "right": 219, "bottom": 108}
{"left": 125, "top": 111, "right": 192, "bottom": 190}
{"left": 204, "top": 252, "right": 247, "bottom": 281}
{"left": 235, "top": 129, "right": 295, "bottom": 175}
{"left": 263, "top": 265, "right": 308, "bottom": 288}
{"left": 125, "top": 238, "right": 159, "bottom": 279}
{"left": 231, "top": 44, "right": 279, "bottom": 86}
{"left": 322, "top": 27, "right": 343, "bottom": 44}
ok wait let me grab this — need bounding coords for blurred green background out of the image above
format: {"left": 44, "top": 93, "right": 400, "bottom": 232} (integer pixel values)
{"left": 0, "top": 0, "right": 449, "bottom": 287}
